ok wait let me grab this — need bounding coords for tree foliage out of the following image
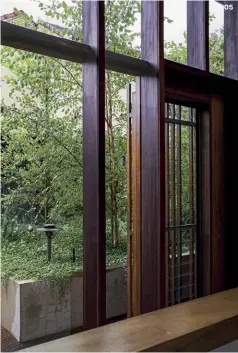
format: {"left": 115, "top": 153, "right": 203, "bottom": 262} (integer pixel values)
{"left": 1, "top": 2, "right": 224, "bottom": 281}
{"left": 165, "top": 17, "right": 224, "bottom": 75}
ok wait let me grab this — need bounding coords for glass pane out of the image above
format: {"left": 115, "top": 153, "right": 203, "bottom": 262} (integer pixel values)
{"left": 105, "top": 0, "right": 141, "bottom": 58}
{"left": 1, "top": 0, "right": 82, "bottom": 41}
{"left": 164, "top": 0, "right": 187, "bottom": 65}
{"left": 105, "top": 70, "right": 135, "bottom": 322}
{"left": 1, "top": 47, "right": 83, "bottom": 344}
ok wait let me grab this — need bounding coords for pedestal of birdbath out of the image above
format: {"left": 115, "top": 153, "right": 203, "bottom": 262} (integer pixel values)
{"left": 36, "top": 224, "right": 59, "bottom": 262}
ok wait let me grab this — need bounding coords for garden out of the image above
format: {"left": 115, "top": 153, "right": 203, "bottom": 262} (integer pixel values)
{"left": 1, "top": 0, "right": 224, "bottom": 286}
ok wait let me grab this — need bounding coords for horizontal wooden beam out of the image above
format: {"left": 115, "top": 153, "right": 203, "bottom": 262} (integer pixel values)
{"left": 2, "top": 21, "right": 238, "bottom": 97}
{"left": 1, "top": 21, "right": 156, "bottom": 77}
{"left": 19, "top": 289, "right": 238, "bottom": 352}
{"left": 105, "top": 50, "right": 155, "bottom": 76}
{"left": 165, "top": 60, "right": 238, "bottom": 98}
{"left": 165, "top": 86, "right": 210, "bottom": 107}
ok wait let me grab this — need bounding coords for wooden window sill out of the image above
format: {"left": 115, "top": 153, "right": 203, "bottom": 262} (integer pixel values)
{"left": 20, "top": 288, "right": 238, "bottom": 352}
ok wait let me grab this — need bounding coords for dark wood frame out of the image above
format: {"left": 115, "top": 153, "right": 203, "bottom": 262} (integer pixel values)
{"left": 129, "top": 0, "right": 233, "bottom": 315}
{"left": 224, "top": 95, "right": 238, "bottom": 290}
{"left": 126, "top": 83, "right": 133, "bottom": 318}
{"left": 132, "top": 78, "right": 142, "bottom": 317}
{"left": 82, "top": 1, "right": 106, "bottom": 330}
{"left": 187, "top": 1, "right": 209, "bottom": 71}
{"left": 224, "top": 1, "right": 238, "bottom": 80}
{"left": 140, "top": 0, "right": 165, "bottom": 314}
{"left": 210, "top": 95, "right": 225, "bottom": 294}
{"left": 197, "top": 108, "right": 211, "bottom": 297}
{"left": 1, "top": 0, "right": 237, "bottom": 329}
{"left": 196, "top": 97, "right": 225, "bottom": 297}
{"left": 131, "top": 87, "right": 227, "bottom": 312}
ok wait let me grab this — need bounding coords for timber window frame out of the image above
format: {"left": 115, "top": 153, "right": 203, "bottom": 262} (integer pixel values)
{"left": 1, "top": 0, "right": 238, "bottom": 329}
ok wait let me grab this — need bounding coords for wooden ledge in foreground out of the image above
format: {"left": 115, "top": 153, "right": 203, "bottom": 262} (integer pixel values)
{"left": 20, "top": 288, "right": 238, "bottom": 352}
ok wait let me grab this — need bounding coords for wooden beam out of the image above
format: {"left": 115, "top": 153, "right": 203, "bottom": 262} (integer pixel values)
{"left": 224, "top": 1, "right": 238, "bottom": 80}
{"left": 165, "top": 60, "right": 238, "bottom": 97}
{"left": 210, "top": 95, "right": 225, "bottom": 294}
{"left": 170, "top": 104, "right": 176, "bottom": 305}
{"left": 1, "top": 21, "right": 156, "bottom": 77}
{"left": 187, "top": 1, "right": 209, "bottom": 71}
{"left": 132, "top": 78, "right": 142, "bottom": 317}
{"left": 19, "top": 289, "right": 238, "bottom": 352}
{"left": 2, "top": 21, "right": 238, "bottom": 93}
{"left": 197, "top": 110, "right": 211, "bottom": 297}
{"left": 140, "top": 1, "right": 165, "bottom": 313}
{"left": 127, "top": 83, "right": 133, "bottom": 318}
{"left": 106, "top": 51, "right": 156, "bottom": 77}
{"left": 83, "top": 0, "right": 106, "bottom": 330}
{"left": 176, "top": 105, "right": 182, "bottom": 304}
{"left": 165, "top": 104, "right": 169, "bottom": 307}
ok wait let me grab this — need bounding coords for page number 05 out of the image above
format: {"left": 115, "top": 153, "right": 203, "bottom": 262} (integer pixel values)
{"left": 225, "top": 4, "right": 233, "bottom": 10}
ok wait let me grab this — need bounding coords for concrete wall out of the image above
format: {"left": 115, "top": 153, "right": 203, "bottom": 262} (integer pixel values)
{"left": 1, "top": 280, "right": 21, "bottom": 341}
{"left": 1, "top": 267, "right": 127, "bottom": 342}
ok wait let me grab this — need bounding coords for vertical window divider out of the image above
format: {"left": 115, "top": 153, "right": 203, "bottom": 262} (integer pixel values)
{"left": 82, "top": 0, "right": 106, "bottom": 330}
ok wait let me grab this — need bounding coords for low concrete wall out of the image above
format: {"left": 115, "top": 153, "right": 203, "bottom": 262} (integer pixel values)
{"left": 1, "top": 267, "right": 127, "bottom": 342}
{"left": 1, "top": 280, "right": 21, "bottom": 340}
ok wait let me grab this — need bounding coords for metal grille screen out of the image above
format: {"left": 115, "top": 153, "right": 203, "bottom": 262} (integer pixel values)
{"left": 165, "top": 103, "right": 197, "bottom": 306}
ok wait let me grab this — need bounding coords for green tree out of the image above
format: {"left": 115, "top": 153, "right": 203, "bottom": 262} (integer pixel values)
{"left": 1, "top": 1, "right": 142, "bottom": 253}
{"left": 1, "top": 2, "right": 225, "bottom": 281}
{"left": 165, "top": 25, "right": 224, "bottom": 74}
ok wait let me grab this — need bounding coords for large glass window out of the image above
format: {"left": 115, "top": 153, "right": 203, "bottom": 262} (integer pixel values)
{"left": 1, "top": 46, "right": 83, "bottom": 344}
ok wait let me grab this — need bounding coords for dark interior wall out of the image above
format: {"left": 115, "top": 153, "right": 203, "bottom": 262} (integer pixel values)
{"left": 224, "top": 96, "right": 238, "bottom": 289}
{"left": 224, "top": 1, "right": 238, "bottom": 290}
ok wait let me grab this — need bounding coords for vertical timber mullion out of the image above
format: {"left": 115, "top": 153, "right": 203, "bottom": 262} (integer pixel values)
{"left": 193, "top": 109, "right": 197, "bottom": 298}
{"left": 187, "top": 1, "right": 209, "bottom": 71}
{"left": 176, "top": 105, "right": 182, "bottom": 303}
{"left": 187, "top": 0, "right": 209, "bottom": 299}
{"left": 224, "top": 1, "right": 238, "bottom": 80}
{"left": 210, "top": 95, "right": 225, "bottom": 294}
{"left": 132, "top": 77, "right": 141, "bottom": 316}
{"left": 127, "top": 84, "right": 133, "bottom": 318}
{"left": 224, "top": 2, "right": 238, "bottom": 290}
{"left": 170, "top": 105, "right": 175, "bottom": 305}
{"left": 165, "top": 104, "right": 169, "bottom": 307}
{"left": 197, "top": 110, "right": 211, "bottom": 297}
{"left": 83, "top": 0, "right": 106, "bottom": 330}
{"left": 141, "top": 1, "right": 165, "bottom": 313}
{"left": 188, "top": 108, "right": 194, "bottom": 300}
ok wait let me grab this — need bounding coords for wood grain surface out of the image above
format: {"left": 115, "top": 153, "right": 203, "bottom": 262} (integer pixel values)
{"left": 20, "top": 288, "right": 238, "bottom": 352}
